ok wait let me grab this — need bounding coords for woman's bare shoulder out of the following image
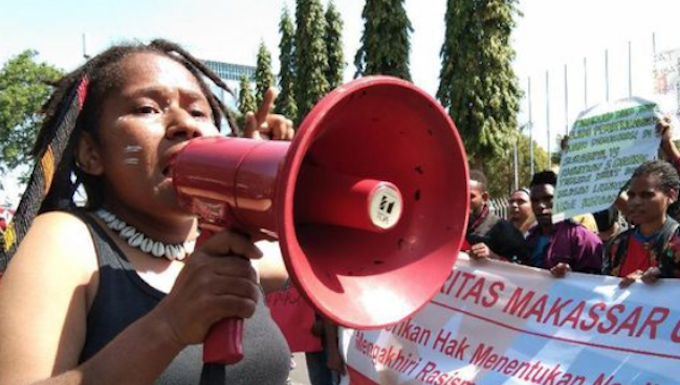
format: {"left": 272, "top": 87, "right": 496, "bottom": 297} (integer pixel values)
{"left": 8, "top": 210, "right": 98, "bottom": 281}
{"left": 0, "top": 211, "right": 99, "bottom": 383}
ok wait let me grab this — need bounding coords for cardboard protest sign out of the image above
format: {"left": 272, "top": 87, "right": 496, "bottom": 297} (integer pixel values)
{"left": 256, "top": 239, "right": 322, "bottom": 353}
{"left": 266, "top": 285, "right": 323, "bottom": 353}
{"left": 553, "top": 98, "right": 661, "bottom": 222}
{"left": 340, "top": 254, "right": 680, "bottom": 385}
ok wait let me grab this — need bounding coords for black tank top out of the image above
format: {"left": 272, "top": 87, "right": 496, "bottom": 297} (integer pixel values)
{"left": 75, "top": 210, "right": 290, "bottom": 384}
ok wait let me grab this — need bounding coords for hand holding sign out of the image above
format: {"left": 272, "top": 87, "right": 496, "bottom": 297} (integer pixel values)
{"left": 553, "top": 98, "right": 661, "bottom": 222}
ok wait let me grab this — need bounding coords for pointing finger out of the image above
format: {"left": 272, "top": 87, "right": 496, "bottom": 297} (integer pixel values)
{"left": 255, "top": 87, "right": 278, "bottom": 125}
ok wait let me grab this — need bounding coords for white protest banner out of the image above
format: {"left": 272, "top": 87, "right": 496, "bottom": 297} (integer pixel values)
{"left": 340, "top": 254, "right": 680, "bottom": 385}
{"left": 653, "top": 47, "right": 680, "bottom": 117}
{"left": 553, "top": 98, "right": 660, "bottom": 223}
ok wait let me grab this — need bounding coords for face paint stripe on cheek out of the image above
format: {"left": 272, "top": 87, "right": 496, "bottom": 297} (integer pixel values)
{"left": 123, "top": 145, "right": 142, "bottom": 166}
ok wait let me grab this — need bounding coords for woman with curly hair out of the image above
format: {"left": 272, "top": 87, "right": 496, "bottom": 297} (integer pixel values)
{"left": 604, "top": 160, "right": 680, "bottom": 287}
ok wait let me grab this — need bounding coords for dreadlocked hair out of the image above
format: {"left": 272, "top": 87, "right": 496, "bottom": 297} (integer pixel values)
{"left": 1, "top": 39, "right": 241, "bottom": 270}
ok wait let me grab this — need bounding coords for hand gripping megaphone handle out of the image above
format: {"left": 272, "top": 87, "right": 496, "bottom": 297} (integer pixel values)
{"left": 195, "top": 229, "right": 245, "bottom": 365}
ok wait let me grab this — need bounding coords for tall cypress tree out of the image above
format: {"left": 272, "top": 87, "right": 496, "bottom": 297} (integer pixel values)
{"left": 354, "top": 0, "right": 412, "bottom": 81}
{"left": 437, "top": 0, "right": 521, "bottom": 168}
{"left": 295, "top": 0, "right": 329, "bottom": 122}
{"left": 255, "top": 42, "right": 275, "bottom": 106}
{"left": 324, "top": 1, "right": 345, "bottom": 89}
{"left": 237, "top": 74, "right": 256, "bottom": 129}
{"left": 276, "top": 6, "right": 298, "bottom": 123}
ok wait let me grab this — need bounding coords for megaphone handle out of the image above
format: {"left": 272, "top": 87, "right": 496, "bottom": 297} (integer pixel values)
{"left": 196, "top": 228, "right": 245, "bottom": 365}
{"left": 203, "top": 318, "right": 244, "bottom": 364}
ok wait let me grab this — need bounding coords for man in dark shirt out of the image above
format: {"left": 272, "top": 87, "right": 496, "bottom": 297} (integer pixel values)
{"left": 465, "top": 170, "right": 529, "bottom": 263}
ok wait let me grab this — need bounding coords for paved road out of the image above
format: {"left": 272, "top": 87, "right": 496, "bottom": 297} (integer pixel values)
{"left": 288, "top": 353, "right": 311, "bottom": 385}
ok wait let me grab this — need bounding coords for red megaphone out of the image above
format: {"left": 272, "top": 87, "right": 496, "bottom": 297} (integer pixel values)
{"left": 172, "top": 76, "right": 469, "bottom": 365}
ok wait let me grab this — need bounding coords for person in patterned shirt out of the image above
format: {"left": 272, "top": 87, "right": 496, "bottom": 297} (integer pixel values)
{"left": 603, "top": 160, "right": 680, "bottom": 287}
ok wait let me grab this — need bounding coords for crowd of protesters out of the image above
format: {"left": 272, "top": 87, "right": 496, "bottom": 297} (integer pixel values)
{"left": 464, "top": 116, "right": 680, "bottom": 287}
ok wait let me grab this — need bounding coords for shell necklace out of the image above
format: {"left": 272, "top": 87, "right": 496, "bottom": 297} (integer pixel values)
{"left": 95, "top": 208, "right": 196, "bottom": 261}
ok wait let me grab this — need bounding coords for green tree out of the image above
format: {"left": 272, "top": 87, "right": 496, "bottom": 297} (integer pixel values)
{"left": 295, "top": 0, "right": 329, "bottom": 122}
{"left": 276, "top": 6, "right": 298, "bottom": 122}
{"left": 551, "top": 133, "right": 568, "bottom": 166}
{"left": 437, "top": 0, "right": 522, "bottom": 170}
{"left": 0, "top": 50, "right": 62, "bottom": 176}
{"left": 237, "top": 74, "right": 256, "bottom": 128}
{"left": 255, "top": 42, "right": 275, "bottom": 106}
{"left": 485, "top": 132, "right": 549, "bottom": 198}
{"left": 354, "top": 0, "right": 412, "bottom": 81}
{"left": 324, "top": 1, "right": 345, "bottom": 89}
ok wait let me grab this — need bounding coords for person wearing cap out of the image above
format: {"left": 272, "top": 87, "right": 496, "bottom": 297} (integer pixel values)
{"left": 593, "top": 205, "right": 625, "bottom": 244}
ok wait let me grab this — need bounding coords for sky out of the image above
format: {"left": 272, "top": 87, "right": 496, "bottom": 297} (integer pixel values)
{"left": 1, "top": 0, "right": 680, "bottom": 204}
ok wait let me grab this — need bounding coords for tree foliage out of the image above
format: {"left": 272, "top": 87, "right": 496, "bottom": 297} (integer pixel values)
{"left": 437, "top": 0, "right": 522, "bottom": 168}
{"left": 237, "top": 74, "right": 256, "bottom": 128}
{"left": 324, "top": 1, "right": 345, "bottom": 89}
{"left": 276, "top": 6, "right": 298, "bottom": 123}
{"left": 254, "top": 42, "right": 275, "bottom": 106}
{"left": 551, "top": 133, "right": 568, "bottom": 167}
{"left": 354, "top": 0, "right": 412, "bottom": 81}
{"left": 485, "top": 132, "right": 549, "bottom": 198}
{"left": 0, "top": 50, "right": 62, "bottom": 175}
{"left": 295, "top": 0, "right": 329, "bottom": 122}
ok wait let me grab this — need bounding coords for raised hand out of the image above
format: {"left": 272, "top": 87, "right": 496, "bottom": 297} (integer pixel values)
{"left": 244, "top": 87, "right": 295, "bottom": 141}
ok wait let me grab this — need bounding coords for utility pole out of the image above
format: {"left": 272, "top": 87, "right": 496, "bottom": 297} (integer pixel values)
{"left": 546, "top": 71, "right": 551, "bottom": 170}
{"left": 528, "top": 77, "right": 534, "bottom": 177}
{"left": 605, "top": 49, "right": 610, "bottom": 102}
{"left": 628, "top": 40, "right": 633, "bottom": 97}
{"left": 82, "top": 33, "right": 90, "bottom": 60}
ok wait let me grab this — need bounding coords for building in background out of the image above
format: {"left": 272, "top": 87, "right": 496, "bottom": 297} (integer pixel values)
{"left": 203, "top": 60, "right": 256, "bottom": 135}
{"left": 204, "top": 60, "right": 255, "bottom": 106}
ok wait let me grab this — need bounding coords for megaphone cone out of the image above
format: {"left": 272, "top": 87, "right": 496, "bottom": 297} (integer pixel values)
{"left": 278, "top": 76, "right": 469, "bottom": 328}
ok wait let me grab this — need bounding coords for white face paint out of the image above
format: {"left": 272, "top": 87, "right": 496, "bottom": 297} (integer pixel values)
{"left": 123, "top": 145, "right": 142, "bottom": 166}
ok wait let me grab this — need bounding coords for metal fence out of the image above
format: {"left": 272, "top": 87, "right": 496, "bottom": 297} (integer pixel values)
{"left": 488, "top": 197, "right": 509, "bottom": 220}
